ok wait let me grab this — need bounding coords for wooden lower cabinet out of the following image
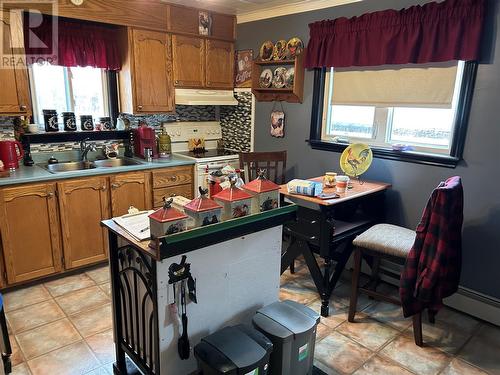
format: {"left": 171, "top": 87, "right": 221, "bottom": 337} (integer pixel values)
{"left": 110, "top": 171, "right": 152, "bottom": 216}
{"left": 0, "top": 165, "right": 194, "bottom": 286}
{"left": 0, "top": 184, "right": 62, "bottom": 284}
{"left": 57, "top": 177, "right": 110, "bottom": 269}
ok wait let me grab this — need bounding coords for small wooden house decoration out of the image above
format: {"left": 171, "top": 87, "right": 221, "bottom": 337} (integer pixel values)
{"left": 149, "top": 197, "right": 188, "bottom": 238}
{"left": 184, "top": 187, "right": 223, "bottom": 227}
{"left": 242, "top": 170, "right": 280, "bottom": 214}
{"left": 213, "top": 178, "right": 252, "bottom": 220}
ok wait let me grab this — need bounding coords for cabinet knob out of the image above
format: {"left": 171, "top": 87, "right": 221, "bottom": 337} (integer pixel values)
{"left": 101, "top": 186, "right": 107, "bottom": 191}
{"left": 111, "top": 183, "right": 119, "bottom": 189}
{"left": 137, "top": 105, "right": 143, "bottom": 110}
{"left": 20, "top": 105, "right": 27, "bottom": 111}
{"left": 47, "top": 192, "right": 54, "bottom": 198}
{"left": 170, "top": 176, "right": 177, "bottom": 182}
{"left": 207, "top": 82, "right": 211, "bottom": 85}
{"left": 169, "top": 193, "right": 176, "bottom": 197}
{"left": 175, "top": 80, "right": 179, "bottom": 84}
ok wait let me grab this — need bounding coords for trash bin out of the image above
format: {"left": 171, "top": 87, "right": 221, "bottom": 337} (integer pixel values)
{"left": 194, "top": 324, "right": 273, "bottom": 375}
{"left": 252, "top": 300, "right": 320, "bottom": 375}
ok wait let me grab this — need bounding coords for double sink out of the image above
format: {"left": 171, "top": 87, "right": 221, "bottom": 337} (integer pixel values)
{"left": 42, "top": 158, "right": 143, "bottom": 174}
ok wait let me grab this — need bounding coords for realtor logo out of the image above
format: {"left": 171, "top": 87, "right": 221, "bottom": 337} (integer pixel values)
{"left": 0, "top": 0, "right": 58, "bottom": 68}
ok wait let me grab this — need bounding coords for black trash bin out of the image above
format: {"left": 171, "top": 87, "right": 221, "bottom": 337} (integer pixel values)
{"left": 194, "top": 324, "right": 273, "bottom": 375}
{"left": 252, "top": 300, "right": 320, "bottom": 375}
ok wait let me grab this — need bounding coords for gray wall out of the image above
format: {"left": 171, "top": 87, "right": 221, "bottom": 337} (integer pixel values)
{"left": 237, "top": 0, "right": 500, "bottom": 299}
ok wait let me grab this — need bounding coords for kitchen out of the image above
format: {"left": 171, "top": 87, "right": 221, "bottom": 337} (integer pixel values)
{"left": 0, "top": 0, "right": 499, "bottom": 375}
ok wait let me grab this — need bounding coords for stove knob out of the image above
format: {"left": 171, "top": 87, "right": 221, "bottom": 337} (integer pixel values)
{"left": 215, "top": 129, "right": 220, "bottom": 134}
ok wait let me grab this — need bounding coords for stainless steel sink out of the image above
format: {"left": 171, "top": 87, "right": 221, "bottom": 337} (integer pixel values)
{"left": 43, "top": 161, "right": 97, "bottom": 173}
{"left": 42, "top": 158, "right": 142, "bottom": 173}
{"left": 93, "top": 158, "right": 142, "bottom": 168}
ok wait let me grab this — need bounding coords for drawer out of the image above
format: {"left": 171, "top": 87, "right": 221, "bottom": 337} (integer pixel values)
{"left": 152, "top": 166, "right": 193, "bottom": 188}
{"left": 153, "top": 184, "right": 193, "bottom": 207}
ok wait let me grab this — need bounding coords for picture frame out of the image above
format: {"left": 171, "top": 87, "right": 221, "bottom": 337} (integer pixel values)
{"left": 198, "top": 11, "right": 212, "bottom": 36}
{"left": 235, "top": 49, "right": 253, "bottom": 88}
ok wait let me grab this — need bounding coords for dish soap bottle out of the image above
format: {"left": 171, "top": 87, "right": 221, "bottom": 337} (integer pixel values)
{"left": 158, "top": 125, "right": 172, "bottom": 159}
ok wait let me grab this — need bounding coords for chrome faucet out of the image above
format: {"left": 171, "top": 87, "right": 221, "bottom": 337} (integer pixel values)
{"left": 80, "top": 138, "right": 97, "bottom": 162}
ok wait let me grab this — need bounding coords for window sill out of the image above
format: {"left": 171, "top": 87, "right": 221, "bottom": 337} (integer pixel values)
{"left": 308, "top": 139, "right": 460, "bottom": 168}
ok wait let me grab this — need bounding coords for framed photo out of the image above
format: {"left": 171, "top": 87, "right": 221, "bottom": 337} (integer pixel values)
{"left": 199, "top": 11, "right": 212, "bottom": 36}
{"left": 235, "top": 49, "right": 253, "bottom": 88}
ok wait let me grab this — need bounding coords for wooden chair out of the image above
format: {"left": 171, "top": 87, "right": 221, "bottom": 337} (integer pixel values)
{"left": 239, "top": 151, "right": 287, "bottom": 184}
{"left": 348, "top": 177, "right": 463, "bottom": 347}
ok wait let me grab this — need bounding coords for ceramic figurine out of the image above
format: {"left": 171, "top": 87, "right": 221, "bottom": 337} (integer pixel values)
{"left": 148, "top": 197, "right": 188, "bottom": 238}
{"left": 242, "top": 170, "right": 280, "bottom": 214}
{"left": 184, "top": 187, "right": 223, "bottom": 227}
{"left": 213, "top": 177, "right": 252, "bottom": 221}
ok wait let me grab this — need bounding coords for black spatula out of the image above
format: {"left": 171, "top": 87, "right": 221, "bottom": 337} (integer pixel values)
{"left": 178, "top": 280, "right": 190, "bottom": 360}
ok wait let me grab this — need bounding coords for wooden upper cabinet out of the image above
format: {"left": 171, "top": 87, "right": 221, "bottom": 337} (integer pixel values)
{"left": 132, "top": 29, "right": 174, "bottom": 113}
{"left": 110, "top": 171, "right": 152, "bottom": 217}
{"left": 57, "top": 177, "right": 110, "bottom": 269}
{"left": 0, "top": 184, "right": 62, "bottom": 284}
{"left": 206, "top": 40, "right": 234, "bottom": 89}
{"left": 119, "top": 28, "right": 174, "bottom": 114}
{"left": 172, "top": 35, "right": 205, "bottom": 88}
{"left": 0, "top": 12, "right": 31, "bottom": 116}
{"left": 210, "top": 13, "right": 236, "bottom": 41}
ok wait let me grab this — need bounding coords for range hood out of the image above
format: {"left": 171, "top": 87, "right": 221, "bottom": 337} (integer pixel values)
{"left": 174, "top": 89, "right": 239, "bottom": 106}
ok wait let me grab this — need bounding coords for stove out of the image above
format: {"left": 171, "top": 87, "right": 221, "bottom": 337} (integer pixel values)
{"left": 163, "top": 121, "right": 241, "bottom": 196}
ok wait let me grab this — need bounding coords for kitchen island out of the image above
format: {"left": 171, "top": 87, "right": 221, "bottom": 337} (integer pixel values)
{"left": 101, "top": 204, "right": 297, "bottom": 375}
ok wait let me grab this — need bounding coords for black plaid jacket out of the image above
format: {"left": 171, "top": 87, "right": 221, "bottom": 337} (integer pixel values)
{"left": 400, "top": 176, "right": 464, "bottom": 318}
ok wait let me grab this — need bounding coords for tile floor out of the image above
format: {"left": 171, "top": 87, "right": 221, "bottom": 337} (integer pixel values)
{"left": 3, "top": 260, "right": 500, "bottom": 375}
{"left": 4, "top": 266, "right": 113, "bottom": 375}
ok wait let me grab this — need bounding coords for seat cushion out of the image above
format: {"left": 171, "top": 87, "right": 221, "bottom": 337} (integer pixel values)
{"left": 353, "top": 224, "right": 416, "bottom": 258}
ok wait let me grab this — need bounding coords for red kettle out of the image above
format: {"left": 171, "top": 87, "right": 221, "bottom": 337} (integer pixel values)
{"left": 0, "top": 141, "right": 24, "bottom": 170}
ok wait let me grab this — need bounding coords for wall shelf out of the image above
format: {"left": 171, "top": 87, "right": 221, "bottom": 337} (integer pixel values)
{"left": 252, "top": 52, "right": 304, "bottom": 103}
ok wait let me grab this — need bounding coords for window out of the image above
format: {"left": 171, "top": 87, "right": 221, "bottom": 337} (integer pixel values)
{"left": 310, "top": 61, "right": 477, "bottom": 167}
{"left": 29, "top": 62, "right": 110, "bottom": 124}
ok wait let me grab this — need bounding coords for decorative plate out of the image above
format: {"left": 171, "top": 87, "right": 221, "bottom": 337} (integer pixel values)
{"left": 272, "top": 39, "right": 287, "bottom": 60}
{"left": 340, "top": 143, "right": 373, "bottom": 177}
{"left": 259, "top": 69, "right": 273, "bottom": 88}
{"left": 286, "top": 37, "right": 304, "bottom": 58}
{"left": 272, "top": 67, "right": 287, "bottom": 88}
{"left": 285, "top": 67, "right": 295, "bottom": 88}
{"left": 259, "top": 41, "right": 274, "bottom": 61}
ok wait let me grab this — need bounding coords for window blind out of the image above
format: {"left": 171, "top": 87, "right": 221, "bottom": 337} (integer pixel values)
{"left": 331, "top": 63, "right": 459, "bottom": 108}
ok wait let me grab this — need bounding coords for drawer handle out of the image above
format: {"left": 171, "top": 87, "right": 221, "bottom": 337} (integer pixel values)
{"left": 170, "top": 176, "right": 177, "bottom": 182}
{"left": 111, "top": 183, "right": 119, "bottom": 189}
{"left": 20, "top": 105, "right": 27, "bottom": 111}
{"left": 137, "top": 105, "right": 143, "bottom": 110}
{"left": 169, "top": 193, "right": 176, "bottom": 197}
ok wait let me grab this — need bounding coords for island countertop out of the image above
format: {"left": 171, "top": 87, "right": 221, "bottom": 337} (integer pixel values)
{"left": 0, "top": 155, "right": 195, "bottom": 187}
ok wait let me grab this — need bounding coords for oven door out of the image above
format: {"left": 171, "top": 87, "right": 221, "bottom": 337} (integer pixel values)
{"left": 195, "top": 158, "right": 240, "bottom": 196}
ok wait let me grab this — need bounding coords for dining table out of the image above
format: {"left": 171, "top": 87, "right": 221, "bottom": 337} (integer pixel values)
{"left": 280, "top": 177, "right": 391, "bottom": 317}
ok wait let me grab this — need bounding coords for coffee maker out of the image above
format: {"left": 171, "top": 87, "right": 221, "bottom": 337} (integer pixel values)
{"left": 133, "top": 121, "right": 158, "bottom": 159}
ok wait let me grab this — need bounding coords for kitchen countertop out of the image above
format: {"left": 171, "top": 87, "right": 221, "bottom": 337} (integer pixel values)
{"left": 0, "top": 155, "right": 195, "bottom": 187}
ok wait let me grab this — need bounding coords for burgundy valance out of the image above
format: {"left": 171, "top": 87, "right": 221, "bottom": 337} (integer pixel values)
{"left": 24, "top": 14, "right": 121, "bottom": 70}
{"left": 304, "top": 0, "right": 485, "bottom": 69}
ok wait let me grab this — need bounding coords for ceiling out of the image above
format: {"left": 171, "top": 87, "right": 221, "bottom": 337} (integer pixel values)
{"left": 164, "top": 0, "right": 362, "bottom": 23}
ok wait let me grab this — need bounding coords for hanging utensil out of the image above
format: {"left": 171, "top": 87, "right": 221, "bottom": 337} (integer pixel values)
{"left": 178, "top": 280, "right": 190, "bottom": 360}
{"left": 187, "top": 275, "right": 197, "bottom": 304}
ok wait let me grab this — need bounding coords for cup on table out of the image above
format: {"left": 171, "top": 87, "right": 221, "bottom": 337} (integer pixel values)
{"left": 323, "top": 172, "right": 337, "bottom": 188}
{"left": 27, "top": 124, "right": 39, "bottom": 133}
{"left": 335, "top": 175, "right": 350, "bottom": 193}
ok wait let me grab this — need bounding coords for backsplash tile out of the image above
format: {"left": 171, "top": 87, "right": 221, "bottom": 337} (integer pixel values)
{"left": 0, "top": 105, "right": 217, "bottom": 154}
{"left": 220, "top": 90, "right": 253, "bottom": 152}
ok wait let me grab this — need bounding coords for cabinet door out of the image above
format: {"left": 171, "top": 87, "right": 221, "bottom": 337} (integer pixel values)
{"left": 0, "top": 14, "right": 31, "bottom": 115}
{"left": 110, "top": 171, "right": 152, "bottom": 217}
{"left": 0, "top": 184, "right": 62, "bottom": 284}
{"left": 58, "top": 177, "right": 110, "bottom": 269}
{"left": 206, "top": 40, "right": 234, "bottom": 89}
{"left": 132, "top": 29, "right": 174, "bottom": 113}
{"left": 172, "top": 35, "right": 205, "bottom": 88}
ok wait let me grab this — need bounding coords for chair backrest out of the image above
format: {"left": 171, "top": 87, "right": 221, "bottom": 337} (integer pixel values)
{"left": 239, "top": 151, "right": 287, "bottom": 184}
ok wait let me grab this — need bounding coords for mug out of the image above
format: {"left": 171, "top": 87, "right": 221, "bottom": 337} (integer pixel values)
{"left": 335, "top": 175, "right": 350, "bottom": 193}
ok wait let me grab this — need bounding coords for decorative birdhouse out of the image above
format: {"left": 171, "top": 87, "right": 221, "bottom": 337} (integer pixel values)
{"left": 213, "top": 178, "right": 252, "bottom": 221}
{"left": 242, "top": 170, "right": 280, "bottom": 214}
{"left": 184, "top": 187, "right": 223, "bottom": 227}
{"left": 149, "top": 197, "right": 188, "bottom": 238}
